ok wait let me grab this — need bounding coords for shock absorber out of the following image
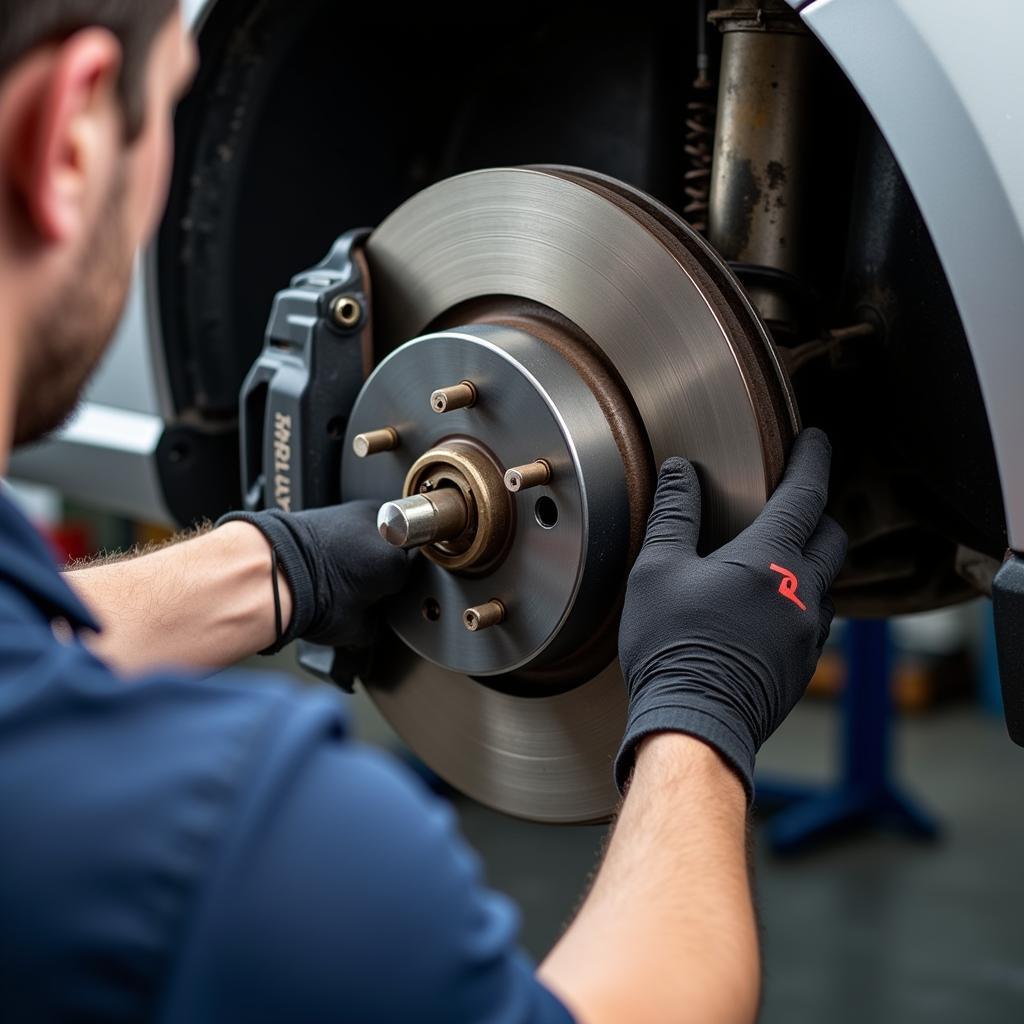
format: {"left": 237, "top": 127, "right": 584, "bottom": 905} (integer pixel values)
{"left": 707, "top": 0, "right": 822, "bottom": 338}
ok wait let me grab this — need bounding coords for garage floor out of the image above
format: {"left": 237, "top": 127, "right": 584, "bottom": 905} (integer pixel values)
{"left": 448, "top": 703, "right": 1024, "bottom": 1023}
{"left": 269, "top": 645, "right": 1024, "bottom": 1024}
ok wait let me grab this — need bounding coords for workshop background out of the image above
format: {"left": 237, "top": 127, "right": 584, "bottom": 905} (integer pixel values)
{"left": 9, "top": 480, "right": 1023, "bottom": 1023}
{"left": 7, "top": 0, "right": 1024, "bottom": 1019}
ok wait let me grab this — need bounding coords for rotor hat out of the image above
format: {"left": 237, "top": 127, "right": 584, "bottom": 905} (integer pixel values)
{"left": 343, "top": 325, "right": 632, "bottom": 679}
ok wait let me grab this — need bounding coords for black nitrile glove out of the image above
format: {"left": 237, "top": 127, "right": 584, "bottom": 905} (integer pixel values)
{"left": 216, "top": 500, "right": 412, "bottom": 653}
{"left": 615, "top": 428, "right": 848, "bottom": 801}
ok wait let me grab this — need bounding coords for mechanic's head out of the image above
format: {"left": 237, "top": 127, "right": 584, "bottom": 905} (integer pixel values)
{"left": 0, "top": 1, "right": 196, "bottom": 447}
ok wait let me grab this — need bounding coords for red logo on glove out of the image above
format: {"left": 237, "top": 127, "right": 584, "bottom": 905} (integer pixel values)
{"left": 769, "top": 564, "right": 807, "bottom": 611}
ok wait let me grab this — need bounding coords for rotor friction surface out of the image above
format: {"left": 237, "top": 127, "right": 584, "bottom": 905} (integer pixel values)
{"left": 356, "top": 166, "right": 794, "bottom": 823}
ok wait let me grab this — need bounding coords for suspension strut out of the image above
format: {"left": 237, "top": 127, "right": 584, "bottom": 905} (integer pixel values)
{"left": 707, "top": 0, "right": 823, "bottom": 339}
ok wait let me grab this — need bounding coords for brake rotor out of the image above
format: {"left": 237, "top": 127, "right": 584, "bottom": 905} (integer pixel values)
{"left": 342, "top": 166, "right": 797, "bottom": 823}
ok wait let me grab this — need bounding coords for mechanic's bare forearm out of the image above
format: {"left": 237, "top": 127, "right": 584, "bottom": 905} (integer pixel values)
{"left": 539, "top": 734, "right": 759, "bottom": 1024}
{"left": 65, "top": 523, "right": 293, "bottom": 674}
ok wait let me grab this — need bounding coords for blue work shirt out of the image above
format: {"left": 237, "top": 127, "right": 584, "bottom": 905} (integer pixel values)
{"left": 0, "top": 487, "right": 573, "bottom": 1023}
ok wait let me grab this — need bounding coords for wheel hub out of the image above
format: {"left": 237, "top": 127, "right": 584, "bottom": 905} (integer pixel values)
{"left": 342, "top": 322, "right": 634, "bottom": 680}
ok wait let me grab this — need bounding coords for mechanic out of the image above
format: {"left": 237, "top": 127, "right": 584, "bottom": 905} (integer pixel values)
{"left": 0, "top": 3, "right": 848, "bottom": 1022}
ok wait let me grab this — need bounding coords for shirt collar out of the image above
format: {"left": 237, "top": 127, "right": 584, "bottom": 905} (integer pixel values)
{"left": 0, "top": 483, "right": 100, "bottom": 633}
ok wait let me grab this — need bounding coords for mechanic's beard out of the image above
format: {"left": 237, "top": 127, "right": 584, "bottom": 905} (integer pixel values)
{"left": 13, "top": 168, "right": 135, "bottom": 448}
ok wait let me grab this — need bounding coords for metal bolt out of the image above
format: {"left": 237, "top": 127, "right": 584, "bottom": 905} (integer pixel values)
{"left": 430, "top": 381, "right": 477, "bottom": 414}
{"left": 352, "top": 427, "right": 399, "bottom": 458}
{"left": 330, "top": 294, "right": 362, "bottom": 329}
{"left": 503, "top": 460, "right": 551, "bottom": 493}
{"left": 377, "top": 488, "right": 469, "bottom": 549}
{"left": 463, "top": 599, "right": 506, "bottom": 632}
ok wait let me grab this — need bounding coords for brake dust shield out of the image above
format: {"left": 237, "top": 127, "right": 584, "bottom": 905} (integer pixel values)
{"left": 341, "top": 166, "right": 797, "bottom": 823}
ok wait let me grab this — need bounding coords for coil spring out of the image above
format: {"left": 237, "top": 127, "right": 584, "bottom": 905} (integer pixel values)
{"left": 683, "top": 76, "right": 716, "bottom": 234}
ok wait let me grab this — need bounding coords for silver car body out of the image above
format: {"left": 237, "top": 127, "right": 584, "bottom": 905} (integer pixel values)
{"left": 13, "top": 0, "right": 1024, "bottom": 550}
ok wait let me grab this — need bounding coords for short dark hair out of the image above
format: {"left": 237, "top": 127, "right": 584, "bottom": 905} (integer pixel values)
{"left": 0, "top": 0, "right": 179, "bottom": 140}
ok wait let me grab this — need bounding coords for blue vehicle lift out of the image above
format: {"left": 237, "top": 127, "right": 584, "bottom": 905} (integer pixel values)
{"left": 755, "top": 619, "right": 940, "bottom": 854}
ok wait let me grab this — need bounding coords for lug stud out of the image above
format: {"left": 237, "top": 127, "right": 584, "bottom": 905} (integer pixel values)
{"left": 430, "top": 381, "right": 477, "bottom": 414}
{"left": 463, "top": 600, "right": 506, "bottom": 632}
{"left": 504, "top": 460, "right": 551, "bottom": 492}
{"left": 352, "top": 427, "right": 399, "bottom": 458}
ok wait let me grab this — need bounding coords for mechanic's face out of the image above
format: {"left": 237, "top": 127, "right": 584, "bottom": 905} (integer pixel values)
{"left": 13, "top": 10, "right": 198, "bottom": 446}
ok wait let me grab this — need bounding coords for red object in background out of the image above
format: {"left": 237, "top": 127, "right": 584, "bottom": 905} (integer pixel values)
{"left": 42, "top": 522, "right": 94, "bottom": 565}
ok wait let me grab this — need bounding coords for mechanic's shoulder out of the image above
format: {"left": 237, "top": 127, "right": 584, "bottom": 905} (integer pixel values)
{"left": 309, "top": 742, "right": 510, "bottom": 938}
{"left": 212, "top": 708, "right": 484, "bottom": 919}
{"left": 124, "top": 664, "right": 355, "bottom": 797}
{"left": 0, "top": 644, "right": 351, "bottom": 1019}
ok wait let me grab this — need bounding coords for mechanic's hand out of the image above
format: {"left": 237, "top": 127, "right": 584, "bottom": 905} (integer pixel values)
{"left": 615, "top": 428, "right": 847, "bottom": 801}
{"left": 217, "top": 501, "right": 412, "bottom": 652}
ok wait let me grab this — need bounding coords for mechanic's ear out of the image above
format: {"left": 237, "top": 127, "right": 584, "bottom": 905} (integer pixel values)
{"left": 10, "top": 29, "right": 123, "bottom": 244}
